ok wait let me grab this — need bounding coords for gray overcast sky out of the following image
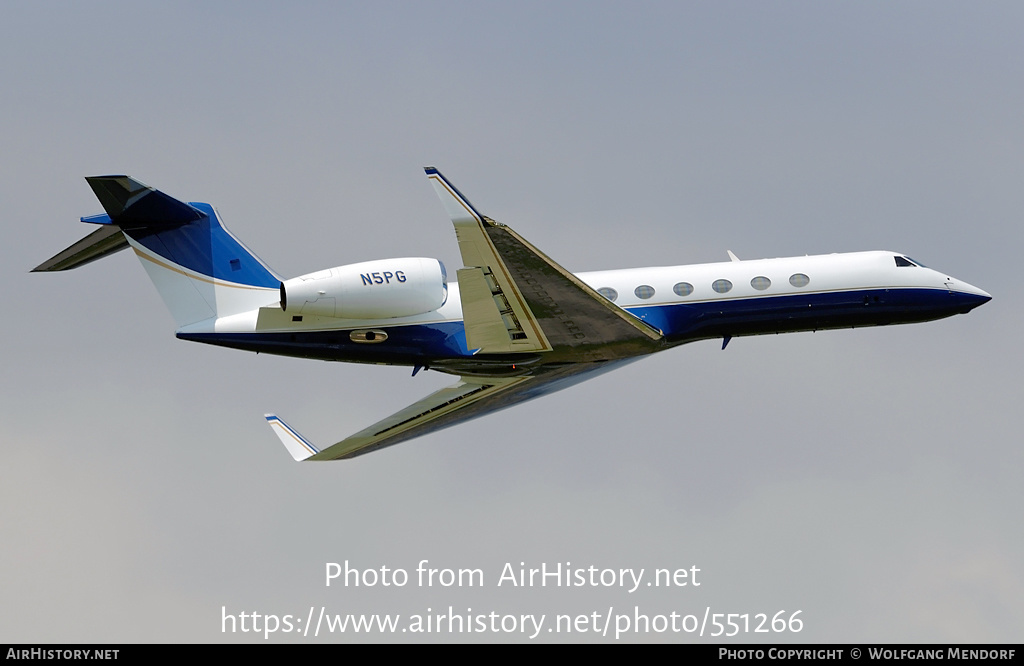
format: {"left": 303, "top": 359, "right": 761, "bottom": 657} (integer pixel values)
{"left": 2, "top": 1, "right": 1021, "bottom": 642}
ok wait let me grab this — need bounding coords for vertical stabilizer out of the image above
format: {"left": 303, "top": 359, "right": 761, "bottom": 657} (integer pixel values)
{"left": 35, "top": 176, "right": 282, "bottom": 327}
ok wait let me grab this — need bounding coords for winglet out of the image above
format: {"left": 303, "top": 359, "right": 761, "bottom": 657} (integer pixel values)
{"left": 424, "top": 166, "right": 485, "bottom": 225}
{"left": 265, "top": 414, "right": 320, "bottom": 461}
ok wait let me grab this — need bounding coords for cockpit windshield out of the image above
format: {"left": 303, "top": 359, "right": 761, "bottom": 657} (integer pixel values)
{"left": 895, "top": 256, "right": 926, "bottom": 268}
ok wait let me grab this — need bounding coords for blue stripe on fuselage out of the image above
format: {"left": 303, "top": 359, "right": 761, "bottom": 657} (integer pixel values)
{"left": 627, "top": 287, "right": 973, "bottom": 343}
{"left": 176, "top": 287, "right": 977, "bottom": 364}
{"left": 177, "top": 320, "right": 469, "bottom": 364}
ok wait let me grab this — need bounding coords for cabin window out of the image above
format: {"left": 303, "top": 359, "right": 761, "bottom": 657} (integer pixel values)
{"left": 634, "top": 285, "right": 655, "bottom": 299}
{"left": 789, "top": 273, "right": 810, "bottom": 288}
{"left": 598, "top": 287, "right": 618, "bottom": 302}
{"left": 673, "top": 282, "right": 694, "bottom": 297}
{"left": 712, "top": 279, "right": 733, "bottom": 294}
{"left": 750, "top": 276, "right": 771, "bottom": 290}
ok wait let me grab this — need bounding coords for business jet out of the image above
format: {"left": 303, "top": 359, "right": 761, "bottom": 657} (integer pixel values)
{"left": 35, "top": 168, "right": 991, "bottom": 461}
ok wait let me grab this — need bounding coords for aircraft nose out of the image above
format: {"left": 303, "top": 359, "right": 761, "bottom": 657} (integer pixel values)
{"left": 950, "top": 279, "right": 991, "bottom": 313}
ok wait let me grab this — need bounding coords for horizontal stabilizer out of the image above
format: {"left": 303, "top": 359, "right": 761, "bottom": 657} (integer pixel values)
{"left": 33, "top": 176, "right": 210, "bottom": 272}
{"left": 86, "top": 175, "right": 206, "bottom": 227}
{"left": 37, "top": 175, "right": 281, "bottom": 325}
{"left": 32, "top": 225, "right": 129, "bottom": 272}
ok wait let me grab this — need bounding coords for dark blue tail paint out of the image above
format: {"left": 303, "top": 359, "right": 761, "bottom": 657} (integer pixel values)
{"left": 124, "top": 202, "right": 280, "bottom": 288}
{"left": 82, "top": 176, "right": 280, "bottom": 288}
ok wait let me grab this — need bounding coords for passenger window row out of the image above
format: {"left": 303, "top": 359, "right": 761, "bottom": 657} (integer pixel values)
{"left": 597, "top": 274, "right": 812, "bottom": 302}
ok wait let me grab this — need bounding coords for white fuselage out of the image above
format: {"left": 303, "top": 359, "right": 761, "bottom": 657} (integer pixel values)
{"left": 178, "top": 249, "right": 990, "bottom": 367}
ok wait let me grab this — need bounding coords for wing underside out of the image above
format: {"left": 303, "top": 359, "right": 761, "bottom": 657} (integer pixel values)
{"left": 266, "top": 361, "right": 629, "bottom": 460}
{"left": 268, "top": 376, "right": 524, "bottom": 460}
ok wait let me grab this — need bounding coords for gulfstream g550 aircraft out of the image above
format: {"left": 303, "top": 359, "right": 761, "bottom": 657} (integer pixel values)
{"left": 35, "top": 168, "right": 991, "bottom": 460}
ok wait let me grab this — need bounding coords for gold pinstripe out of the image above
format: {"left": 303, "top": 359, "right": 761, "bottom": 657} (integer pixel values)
{"left": 132, "top": 247, "right": 276, "bottom": 292}
{"left": 270, "top": 420, "right": 318, "bottom": 455}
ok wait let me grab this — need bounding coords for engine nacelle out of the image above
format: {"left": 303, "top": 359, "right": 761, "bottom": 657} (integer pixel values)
{"left": 280, "top": 258, "right": 447, "bottom": 319}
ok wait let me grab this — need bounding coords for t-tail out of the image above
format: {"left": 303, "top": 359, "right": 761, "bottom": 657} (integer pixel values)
{"left": 34, "top": 176, "right": 281, "bottom": 327}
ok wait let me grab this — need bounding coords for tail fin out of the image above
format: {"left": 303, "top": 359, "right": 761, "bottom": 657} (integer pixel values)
{"left": 35, "top": 176, "right": 281, "bottom": 327}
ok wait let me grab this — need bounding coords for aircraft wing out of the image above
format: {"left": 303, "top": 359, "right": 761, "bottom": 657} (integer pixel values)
{"left": 266, "top": 361, "right": 629, "bottom": 460}
{"left": 426, "top": 167, "right": 663, "bottom": 361}
{"left": 266, "top": 168, "right": 663, "bottom": 461}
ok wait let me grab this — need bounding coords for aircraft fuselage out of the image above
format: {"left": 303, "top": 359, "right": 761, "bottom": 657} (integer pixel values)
{"left": 176, "top": 249, "right": 990, "bottom": 376}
